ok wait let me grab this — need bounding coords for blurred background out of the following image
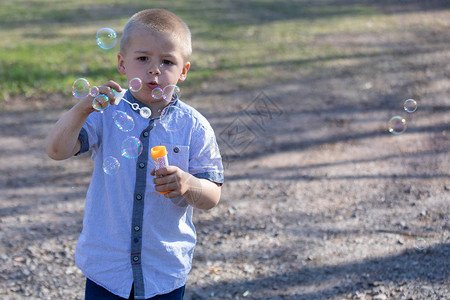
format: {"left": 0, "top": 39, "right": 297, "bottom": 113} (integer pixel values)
{"left": 0, "top": 0, "right": 449, "bottom": 299}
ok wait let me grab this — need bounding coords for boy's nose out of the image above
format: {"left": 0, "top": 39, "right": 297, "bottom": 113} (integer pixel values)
{"left": 148, "top": 63, "right": 161, "bottom": 75}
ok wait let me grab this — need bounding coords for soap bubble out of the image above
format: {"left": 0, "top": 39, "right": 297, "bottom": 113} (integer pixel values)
{"left": 121, "top": 136, "right": 143, "bottom": 159}
{"left": 139, "top": 107, "right": 152, "bottom": 119}
{"left": 152, "top": 87, "right": 163, "bottom": 99}
{"left": 129, "top": 77, "right": 142, "bottom": 92}
{"left": 96, "top": 28, "right": 118, "bottom": 50}
{"left": 89, "top": 86, "right": 99, "bottom": 97}
{"left": 113, "top": 110, "right": 135, "bottom": 132}
{"left": 160, "top": 105, "right": 186, "bottom": 132}
{"left": 388, "top": 116, "right": 407, "bottom": 135}
{"left": 404, "top": 99, "right": 417, "bottom": 113}
{"left": 72, "top": 78, "right": 90, "bottom": 98}
{"left": 103, "top": 156, "right": 120, "bottom": 175}
{"left": 415, "top": 238, "right": 426, "bottom": 251}
{"left": 92, "top": 94, "right": 110, "bottom": 111}
{"left": 162, "top": 85, "right": 180, "bottom": 102}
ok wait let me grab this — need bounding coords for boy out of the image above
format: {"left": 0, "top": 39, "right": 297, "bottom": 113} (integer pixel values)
{"left": 46, "top": 9, "right": 223, "bottom": 300}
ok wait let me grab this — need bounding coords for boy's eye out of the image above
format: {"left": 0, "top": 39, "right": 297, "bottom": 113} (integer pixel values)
{"left": 162, "top": 59, "right": 173, "bottom": 65}
{"left": 137, "top": 56, "right": 148, "bottom": 61}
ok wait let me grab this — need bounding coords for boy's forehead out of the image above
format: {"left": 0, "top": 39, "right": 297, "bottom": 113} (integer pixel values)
{"left": 128, "top": 28, "right": 181, "bottom": 53}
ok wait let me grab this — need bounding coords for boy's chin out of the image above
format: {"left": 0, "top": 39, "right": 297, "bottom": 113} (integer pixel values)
{"left": 136, "top": 96, "right": 166, "bottom": 107}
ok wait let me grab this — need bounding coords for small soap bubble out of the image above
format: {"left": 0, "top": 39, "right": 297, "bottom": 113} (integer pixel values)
{"left": 404, "top": 99, "right": 417, "bottom": 113}
{"left": 103, "top": 156, "right": 120, "bottom": 175}
{"left": 72, "top": 78, "right": 90, "bottom": 98}
{"left": 388, "top": 116, "right": 407, "bottom": 135}
{"left": 121, "top": 136, "right": 143, "bottom": 159}
{"left": 96, "top": 28, "right": 118, "bottom": 50}
{"left": 415, "top": 238, "right": 426, "bottom": 251}
{"left": 113, "top": 110, "right": 135, "bottom": 132}
{"left": 89, "top": 86, "right": 100, "bottom": 97}
{"left": 139, "top": 107, "right": 152, "bottom": 119}
{"left": 160, "top": 105, "right": 186, "bottom": 132}
{"left": 152, "top": 87, "right": 163, "bottom": 99}
{"left": 92, "top": 94, "right": 110, "bottom": 111}
{"left": 129, "top": 77, "right": 142, "bottom": 92}
{"left": 162, "top": 85, "right": 180, "bottom": 102}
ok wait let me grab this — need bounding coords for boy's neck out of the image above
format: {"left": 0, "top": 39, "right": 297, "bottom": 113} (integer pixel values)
{"left": 146, "top": 101, "right": 170, "bottom": 118}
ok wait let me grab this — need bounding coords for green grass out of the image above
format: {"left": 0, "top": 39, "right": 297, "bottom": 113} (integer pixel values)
{"left": 0, "top": 0, "right": 390, "bottom": 101}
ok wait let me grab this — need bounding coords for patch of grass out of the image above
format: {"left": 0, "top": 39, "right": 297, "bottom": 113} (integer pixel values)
{"left": 0, "top": 0, "right": 390, "bottom": 101}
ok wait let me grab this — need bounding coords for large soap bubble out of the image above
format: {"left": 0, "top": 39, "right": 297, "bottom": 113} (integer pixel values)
{"left": 96, "top": 28, "right": 118, "bottom": 50}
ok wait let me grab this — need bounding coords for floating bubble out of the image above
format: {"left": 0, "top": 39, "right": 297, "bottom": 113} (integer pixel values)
{"left": 139, "top": 107, "right": 152, "bottom": 119}
{"left": 72, "top": 78, "right": 90, "bottom": 98}
{"left": 121, "top": 136, "right": 143, "bottom": 159}
{"left": 162, "top": 85, "right": 180, "bottom": 102}
{"left": 151, "top": 87, "right": 163, "bottom": 99}
{"left": 96, "top": 28, "right": 118, "bottom": 50}
{"left": 160, "top": 105, "right": 187, "bottom": 132}
{"left": 415, "top": 238, "right": 426, "bottom": 251}
{"left": 89, "top": 86, "right": 100, "bottom": 97}
{"left": 113, "top": 110, "right": 135, "bottom": 132}
{"left": 388, "top": 116, "right": 407, "bottom": 135}
{"left": 404, "top": 99, "right": 417, "bottom": 113}
{"left": 129, "top": 77, "right": 142, "bottom": 92}
{"left": 92, "top": 94, "right": 110, "bottom": 111}
{"left": 103, "top": 156, "right": 120, "bottom": 175}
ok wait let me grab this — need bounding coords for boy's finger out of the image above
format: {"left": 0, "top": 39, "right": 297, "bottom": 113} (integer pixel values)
{"left": 155, "top": 181, "right": 178, "bottom": 194}
{"left": 155, "top": 166, "right": 178, "bottom": 177}
{"left": 164, "top": 190, "right": 181, "bottom": 199}
{"left": 106, "top": 80, "right": 122, "bottom": 92}
{"left": 153, "top": 174, "right": 173, "bottom": 185}
{"left": 97, "top": 86, "right": 116, "bottom": 103}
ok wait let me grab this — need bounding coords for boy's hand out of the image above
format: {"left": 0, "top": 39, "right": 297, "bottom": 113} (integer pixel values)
{"left": 152, "top": 166, "right": 203, "bottom": 202}
{"left": 95, "top": 80, "right": 122, "bottom": 106}
{"left": 77, "top": 80, "right": 122, "bottom": 113}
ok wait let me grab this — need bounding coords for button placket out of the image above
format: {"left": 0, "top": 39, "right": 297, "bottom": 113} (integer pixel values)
{"left": 129, "top": 119, "right": 155, "bottom": 298}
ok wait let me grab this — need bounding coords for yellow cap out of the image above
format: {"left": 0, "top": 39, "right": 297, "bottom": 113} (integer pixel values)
{"left": 151, "top": 146, "right": 168, "bottom": 161}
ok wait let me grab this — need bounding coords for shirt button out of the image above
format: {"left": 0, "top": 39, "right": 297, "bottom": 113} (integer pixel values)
{"left": 134, "top": 226, "right": 140, "bottom": 231}
{"left": 133, "top": 256, "right": 139, "bottom": 262}
{"left": 139, "top": 162, "right": 145, "bottom": 168}
{"left": 173, "top": 147, "right": 179, "bottom": 153}
{"left": 143, "top": 131, "right": 149, "bottom": 137}
{"left": 135, "top": 194, "right": 142, "bottom": 200}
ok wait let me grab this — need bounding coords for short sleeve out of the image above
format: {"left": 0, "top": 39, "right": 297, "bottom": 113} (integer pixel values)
{"left": 189, "top": 122, "right": 224, "bottom": 184}
{"left": 75, "top": 112, "right": 102, "bottom": 157}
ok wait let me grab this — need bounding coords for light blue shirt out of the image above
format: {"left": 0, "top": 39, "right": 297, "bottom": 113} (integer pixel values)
{"left": 75, "top": 90, "right": 223, "bottom": 299}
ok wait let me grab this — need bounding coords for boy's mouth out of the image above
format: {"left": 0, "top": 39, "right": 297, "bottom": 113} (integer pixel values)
{"left": 147, "top": 81, "right": 159, "bottom": 89}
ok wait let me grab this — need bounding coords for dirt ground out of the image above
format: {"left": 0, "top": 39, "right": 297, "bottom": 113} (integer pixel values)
{"left": 1, "top": 4, "right": 449, "bottom": 300}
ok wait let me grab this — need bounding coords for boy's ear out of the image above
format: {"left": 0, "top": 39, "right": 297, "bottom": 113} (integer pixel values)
{"left": 178, "top": 61, "right": 190, "bottom": 82}
{"left": 117, "top": 54, "right": 126, "bottom": 75}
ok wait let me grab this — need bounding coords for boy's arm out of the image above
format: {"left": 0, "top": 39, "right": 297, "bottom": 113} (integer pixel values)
{"left": 45, "top": 101, "right": 93, "bottom": 160}
{"left": 185, "top": 177, "right": 221, "bottom": 210}
{"left": 46, "top": 81, "right": 121, "bottom": 160}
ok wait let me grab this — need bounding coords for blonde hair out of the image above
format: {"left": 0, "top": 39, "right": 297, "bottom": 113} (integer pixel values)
{"left": 120, "top": 9, "right": 192, "bottom": 60}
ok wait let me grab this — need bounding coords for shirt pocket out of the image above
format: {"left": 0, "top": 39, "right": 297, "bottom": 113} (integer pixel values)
{"left": 160, "top": 144, "right": 190, "bottom": 172}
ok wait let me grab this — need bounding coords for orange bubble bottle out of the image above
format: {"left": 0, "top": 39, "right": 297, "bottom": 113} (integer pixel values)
{"left": 151, "top": 146, "right": 170, "bottom": 194}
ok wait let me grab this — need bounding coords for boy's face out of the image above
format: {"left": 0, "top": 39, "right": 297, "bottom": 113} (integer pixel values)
{"left": 117, "top": 28, "right": 190, "bottom": 105}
